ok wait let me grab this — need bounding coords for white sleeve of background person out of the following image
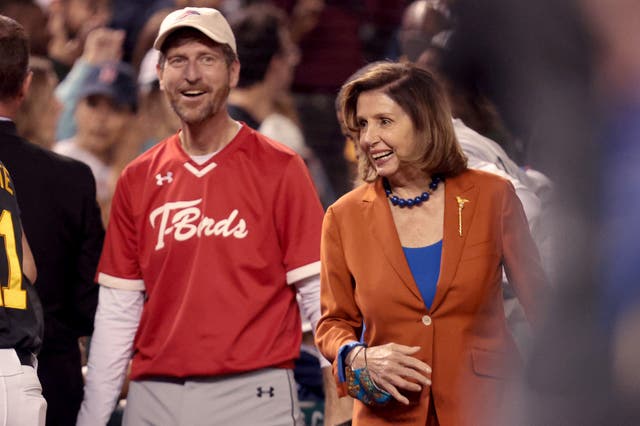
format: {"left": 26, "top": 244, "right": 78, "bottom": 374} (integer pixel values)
{"left": 76, "top": 286, "right": 143, "bottom": 426}
{"left": 54, "top": 59, "right": 94, "bottom": 141}
{"left": 456, "top": 119, "right": 543, "bottom": 235}
{"left": 295, "top": 274, "right": 331, "bottom": 368}
{"left": 469, "top": 161, "right": 542, "bottom": 231}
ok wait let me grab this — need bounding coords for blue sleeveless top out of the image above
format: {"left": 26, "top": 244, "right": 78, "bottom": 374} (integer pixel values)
{"left": 402, "top": 240, "right": 443, "bottom": 310}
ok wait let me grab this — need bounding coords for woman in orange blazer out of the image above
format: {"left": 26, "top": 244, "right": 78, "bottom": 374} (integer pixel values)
{"left": 315, "top": 62, "right": 548, "bottom": 425}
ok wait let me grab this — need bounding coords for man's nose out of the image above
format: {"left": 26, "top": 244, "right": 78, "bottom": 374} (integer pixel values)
{"left": 184, "top": 60, "right": 201, "bottom": 82}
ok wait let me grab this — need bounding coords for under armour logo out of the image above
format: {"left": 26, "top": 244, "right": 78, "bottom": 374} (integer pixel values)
{"left": 256, "top": 386, "right": 274, "bottom": 398}
{"left": 156, "top": 172, "right": 173, "bottom": 186}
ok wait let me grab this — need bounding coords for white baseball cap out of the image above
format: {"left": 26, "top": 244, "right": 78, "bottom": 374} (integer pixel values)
{"left": 153, "top": 7, "right": 237, "bottom": 54}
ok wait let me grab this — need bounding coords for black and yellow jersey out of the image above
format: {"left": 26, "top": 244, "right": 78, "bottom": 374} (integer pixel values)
{"left": 0, "top": 161, "right": 43, "bottom": 354}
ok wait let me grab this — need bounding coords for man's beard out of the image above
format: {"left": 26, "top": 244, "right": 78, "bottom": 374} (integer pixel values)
{"left": 169, "top": 84, "right": 231, "bottom": 125}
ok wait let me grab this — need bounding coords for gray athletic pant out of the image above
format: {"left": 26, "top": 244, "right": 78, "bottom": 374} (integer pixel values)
{"left": 123, "top": 368, "right": 304, "bottom": 426}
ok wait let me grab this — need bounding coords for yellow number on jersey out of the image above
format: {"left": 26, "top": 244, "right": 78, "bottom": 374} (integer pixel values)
{"left": 0, "top": 210, "right": 26, "bottom": 309}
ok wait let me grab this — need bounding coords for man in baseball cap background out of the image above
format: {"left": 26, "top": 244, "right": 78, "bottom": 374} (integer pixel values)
{"left": 78, "top": 7, "right": 331, "bottom": 426}
{"left": 76, "top": 62, "right": 138, "bottom": 112}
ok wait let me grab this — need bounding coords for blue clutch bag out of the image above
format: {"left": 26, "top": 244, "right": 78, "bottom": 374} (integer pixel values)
{"left": 345, "top": 365, "right": 393, "bottom": 407}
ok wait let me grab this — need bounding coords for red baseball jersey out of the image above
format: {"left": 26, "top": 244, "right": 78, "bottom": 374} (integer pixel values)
{"left": 97, "top": 125, "right": 324, "bottom": 380}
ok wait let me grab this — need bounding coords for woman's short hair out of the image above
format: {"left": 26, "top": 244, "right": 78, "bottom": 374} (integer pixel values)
{"left": 340, "top": 61, "right": 467, "bottom": 182}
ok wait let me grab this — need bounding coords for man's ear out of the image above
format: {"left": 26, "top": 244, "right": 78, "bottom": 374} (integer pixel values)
{"left": 157, "top": 64, "right": 165, "bottom": 91}
{"left": 229, "top": 60, "right": 240, "bottom": 89}
{"left": 18, "top": 71, "right": 33, "bottom": 102}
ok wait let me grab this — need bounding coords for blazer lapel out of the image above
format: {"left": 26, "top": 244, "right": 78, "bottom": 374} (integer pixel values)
{"left": 430, "top": 172, "right": 479, "bottom": 312}
{"left": 363, "top": 180, "right": 423, "bottom": 301}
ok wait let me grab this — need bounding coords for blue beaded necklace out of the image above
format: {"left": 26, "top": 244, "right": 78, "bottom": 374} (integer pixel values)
{"left": 383, "top": 175, "right": 443, "bottom": 208}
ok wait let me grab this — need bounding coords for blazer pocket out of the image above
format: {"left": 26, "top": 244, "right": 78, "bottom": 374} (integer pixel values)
{"left": 461, "top": 241, "right": 499, "bottom": 261}
{"left": 471, "top": 348, "right": 513, "bottom": 379}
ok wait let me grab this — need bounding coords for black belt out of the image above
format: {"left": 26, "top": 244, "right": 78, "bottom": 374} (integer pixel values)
{"left": 15, "top": 349, "right": 34, "bottom": 367}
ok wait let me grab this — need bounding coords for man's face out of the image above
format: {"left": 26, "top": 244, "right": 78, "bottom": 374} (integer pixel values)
{"left": 75, "top": 94, "right": 132, "bottom": 158}
{"left": 158, "top": 38, "right": 239, "bottom": 125}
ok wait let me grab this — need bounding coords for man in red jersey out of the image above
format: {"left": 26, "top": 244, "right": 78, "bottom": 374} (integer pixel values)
{"left": 77, "top": 7, "right": 328, "bottom": 426}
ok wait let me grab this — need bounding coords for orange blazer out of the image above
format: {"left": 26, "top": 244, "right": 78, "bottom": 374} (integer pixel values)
{"left": 315, "top": 169, "right": 548, "bottom": 426}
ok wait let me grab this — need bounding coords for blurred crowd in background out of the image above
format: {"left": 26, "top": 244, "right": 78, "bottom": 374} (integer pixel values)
{"left": 2, "top": 0, "right": 640, "bottom": 424}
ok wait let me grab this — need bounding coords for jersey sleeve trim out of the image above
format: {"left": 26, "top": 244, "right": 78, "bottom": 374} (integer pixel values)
{"left": 97, "top": 273, "right": 145, "bottom": 291}
{"left": 286, "top": 261, "right": 321, "bottom": 285}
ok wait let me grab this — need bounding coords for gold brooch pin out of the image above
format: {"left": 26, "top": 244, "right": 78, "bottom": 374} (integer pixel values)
{"left": 456, "top": 196, "right": 470, "bottom": 236}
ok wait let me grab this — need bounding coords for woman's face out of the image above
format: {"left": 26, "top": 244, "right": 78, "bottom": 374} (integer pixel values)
{"left": 356, "top": 89, "right": 421, "bottom": 178}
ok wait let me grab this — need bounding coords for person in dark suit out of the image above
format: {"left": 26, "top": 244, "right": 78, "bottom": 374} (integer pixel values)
{"left": 0, "top": 13, "right": 105, "bottom": 426}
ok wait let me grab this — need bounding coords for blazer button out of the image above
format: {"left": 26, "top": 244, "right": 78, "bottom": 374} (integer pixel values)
{"left": 422, "top": 315, "right": 432, "bottom": 326}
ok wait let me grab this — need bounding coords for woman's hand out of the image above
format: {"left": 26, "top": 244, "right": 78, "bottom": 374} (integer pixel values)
{"left": 347, "top": 343, "right": 431, "bottom": 405}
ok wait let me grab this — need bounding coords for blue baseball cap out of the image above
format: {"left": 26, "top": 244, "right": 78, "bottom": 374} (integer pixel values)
{"left": 79, "top": 61, "right": 138, "bottom": 111}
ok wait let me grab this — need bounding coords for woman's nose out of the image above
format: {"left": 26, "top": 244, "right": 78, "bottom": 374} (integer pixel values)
{"left": 359, "top": 126, "right": 377, "bottom": 148}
